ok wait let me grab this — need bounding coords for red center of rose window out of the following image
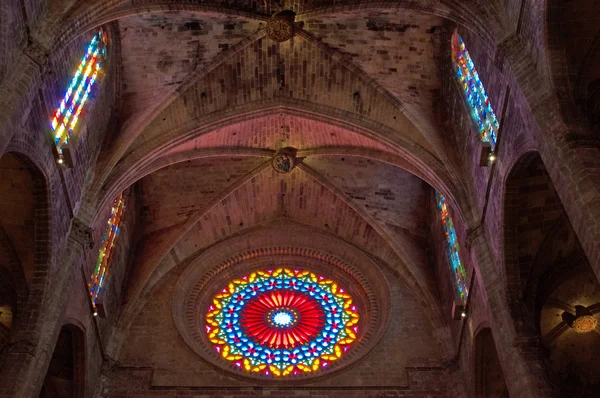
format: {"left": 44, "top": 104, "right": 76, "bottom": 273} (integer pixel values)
{"left": 240, "top": 290, "right": 325, "bottom": 349}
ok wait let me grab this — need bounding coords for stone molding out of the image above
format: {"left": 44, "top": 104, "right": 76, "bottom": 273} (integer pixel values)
{"left": 171, "top": 234, "right": 391, "bottom": 384}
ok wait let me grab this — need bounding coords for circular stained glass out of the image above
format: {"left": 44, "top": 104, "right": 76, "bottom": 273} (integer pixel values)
{"left": 205, "top": 268, "right": 359, "bottom": 377}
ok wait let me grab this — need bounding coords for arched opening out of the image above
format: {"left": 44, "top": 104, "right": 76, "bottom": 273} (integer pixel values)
{"left": 474, "top": 328, "right": 509, "bottom": 397}
{"left": 504, "top": 152, "right": 600, "bottom": 397}
{"left": 0, "top": 152, "right": 45, "bottom": 349}
{"left": 0, "top": 153, "right": 38, "bottom": 286}
{"left": 39, "top": 324, "right": 86, "bottom": 398}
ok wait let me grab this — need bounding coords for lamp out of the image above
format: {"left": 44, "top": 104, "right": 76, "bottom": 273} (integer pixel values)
{"left": 452, "top": 299, "right": 467, "bottom": 320}
{"left": 562, "top": 305, "right": 598, "bottom": 333}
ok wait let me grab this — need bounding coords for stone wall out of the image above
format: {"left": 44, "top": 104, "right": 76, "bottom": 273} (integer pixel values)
{"left": 0, "top": 1, "right": 598, "bottom": 397}
{"left": 62, "top": 188, "right": 138, "bottom": 398}
{"left": 100, "top": 366, "right": 454, "bottom": 397}
{"left": 109, "top": 262, "right": 455, "bottom": 395}
{"left": 0, "top": 6, "right": 119, "bottom": 396}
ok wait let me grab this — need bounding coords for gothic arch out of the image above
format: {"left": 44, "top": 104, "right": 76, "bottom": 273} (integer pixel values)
{"left": 89, "top": 105, "right": 475, "bottom": 230}
{"left": 503, "top": 151, "right": 547, "bottom": 334}
{"left": 474, "top": 328, "right": 509, "bottom": 398}
{"left": 503, "top": 150, "right": 600, "bottom": 396}
{"left": 109, "top": 217, "right": 453, "bottom": 361}
{"left": 0, "top": 151, "right": 50, "bottom": 339}
{"left": 40, "top": 323, "right": 86, "bottom": 398}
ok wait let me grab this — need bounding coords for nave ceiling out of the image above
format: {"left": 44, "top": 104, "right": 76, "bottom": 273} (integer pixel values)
{"left": 72, "top": 3, "right": 481, "bottom": 352}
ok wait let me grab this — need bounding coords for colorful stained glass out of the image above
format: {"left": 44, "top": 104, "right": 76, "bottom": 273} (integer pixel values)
{"left": 206, "top": 268, "right": 359, "bottom": 377}
{"left": 89, "top": 193, "right": 124, "bottom": 309}
{"left": 51, "top": 27, "right": 108, "bottom": 162}
{"left": 435, "top": 191, "right": 468, "bottom": 301}
{"left": 452, "top": 33, "right": 499, "bottom": 149}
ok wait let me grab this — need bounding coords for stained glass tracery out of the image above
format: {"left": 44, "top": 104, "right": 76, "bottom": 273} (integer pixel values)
{"left": 51, "top": 27, "right": 108, "bottom": 163}
{"left": 206, "top": 268, "right": 359, "bottom": 377}
{"left": 452, "top": 33, "right": 499, "bottom": 149}
{"left": 435, "top": 191, "right": 468, "bottom": 301}
{"left": 89, "top": 193, "right": 125, "bottom": 309}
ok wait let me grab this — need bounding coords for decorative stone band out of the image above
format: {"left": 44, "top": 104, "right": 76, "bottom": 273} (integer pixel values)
{"left": 172, "top": 241, "right": 390, "bottom": 383}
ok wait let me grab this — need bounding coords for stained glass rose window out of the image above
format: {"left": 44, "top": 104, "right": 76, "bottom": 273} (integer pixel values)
{"left": 206, "top": 268, "right": 359, "bottom": 377}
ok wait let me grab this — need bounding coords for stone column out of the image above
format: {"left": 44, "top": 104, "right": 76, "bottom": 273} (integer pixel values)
{"left": 467, "top": 226, "right": 557, "bottom": 398}
{"left": 0, "top": 218, "right": 93, "bottom": 397}
{"left": 0, "top": 41, "right": 49, "bottom": 156}
{"left": 535, "top": 130, "right": 600, "bottom": 281}
{"left": 500, "top": 33, "right": 600, "bottom": 287}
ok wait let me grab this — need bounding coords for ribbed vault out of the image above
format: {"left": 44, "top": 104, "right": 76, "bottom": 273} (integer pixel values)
{"left": 52, "top": 4, "right": 488, "bottom": 221}
{"left": 34, "top": 0, "right": 503, "bottom": 379}
{"left": 3, "top": 0, "right": 600, "bottom": 395}
{"left": 113, "top": 153, "right": 452, "bottom": 357}
{"left": 59, "top": 3, "right": 487, "bottom": 370}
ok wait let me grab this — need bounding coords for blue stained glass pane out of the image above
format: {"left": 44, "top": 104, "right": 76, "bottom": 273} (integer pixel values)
{"left": 453, "top": 34, "right": 499, "bottom": 149}
{"left": 435, "top": 191, "right": 468, "bottom": 301}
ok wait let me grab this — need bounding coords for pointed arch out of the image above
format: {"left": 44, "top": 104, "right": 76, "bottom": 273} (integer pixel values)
{"left": 474, "top": 328, "right": 509, "bottom": 398}
{"left": 88, "top": 104, "right": 475, "bottom": 229}
{"left": 40, "top": 323, "right": 86, "bottom": 398}
{"left": 50, "top": 27, "right": 109, "bottom": 164}
{"left": 0, "top": 151, "right": 50, "bottom": 333}
{"left": 88, "top": 193, "right": 125, "bottom": 312}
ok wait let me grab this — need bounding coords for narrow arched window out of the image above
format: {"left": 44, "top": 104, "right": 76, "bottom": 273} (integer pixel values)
{"left": 452, "top": 32, "right": 499, "bottom": 150}
{"left": 51, "top": 28, "right": 108, "bottom": 165}
{"left": 89, "top": 193, "right": 125, "bottom": 312}
{"left": 435, "top": 191, "right": 468, "bottom": 300}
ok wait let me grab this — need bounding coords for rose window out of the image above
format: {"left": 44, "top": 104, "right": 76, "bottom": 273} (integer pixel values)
{"left": 205, "top": 268, "right": 359, "bottom": 377}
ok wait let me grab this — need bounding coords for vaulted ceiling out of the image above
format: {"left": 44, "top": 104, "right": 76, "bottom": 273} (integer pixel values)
{"left": 59, "top": 2, "right": 490, "bottom": 359}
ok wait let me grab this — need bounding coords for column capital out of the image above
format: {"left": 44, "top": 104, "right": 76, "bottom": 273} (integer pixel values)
{"left": 494, "top": 32, "right": 523, "bottom": 70}
{"left": 70, "top": 217, "right": 94, "bottom": 250}
{"left": 22, "top": 39, "right": 50, "bottom": 72}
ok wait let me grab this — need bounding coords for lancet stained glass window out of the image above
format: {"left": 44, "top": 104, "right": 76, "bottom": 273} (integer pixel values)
{"left": 206, "top": 268, "right": 359, "bottom": 377}
{"left": 89, "top": 193, "right": 125, "bottom": 308}
{"left": 435, "top": 191, "right": 468, "bottom": 301}
{"left": 51, "top": 27, "right": 108, "bottom": 163}
{"left": 452, "top": 33, "right": 499, "bottom": 149}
